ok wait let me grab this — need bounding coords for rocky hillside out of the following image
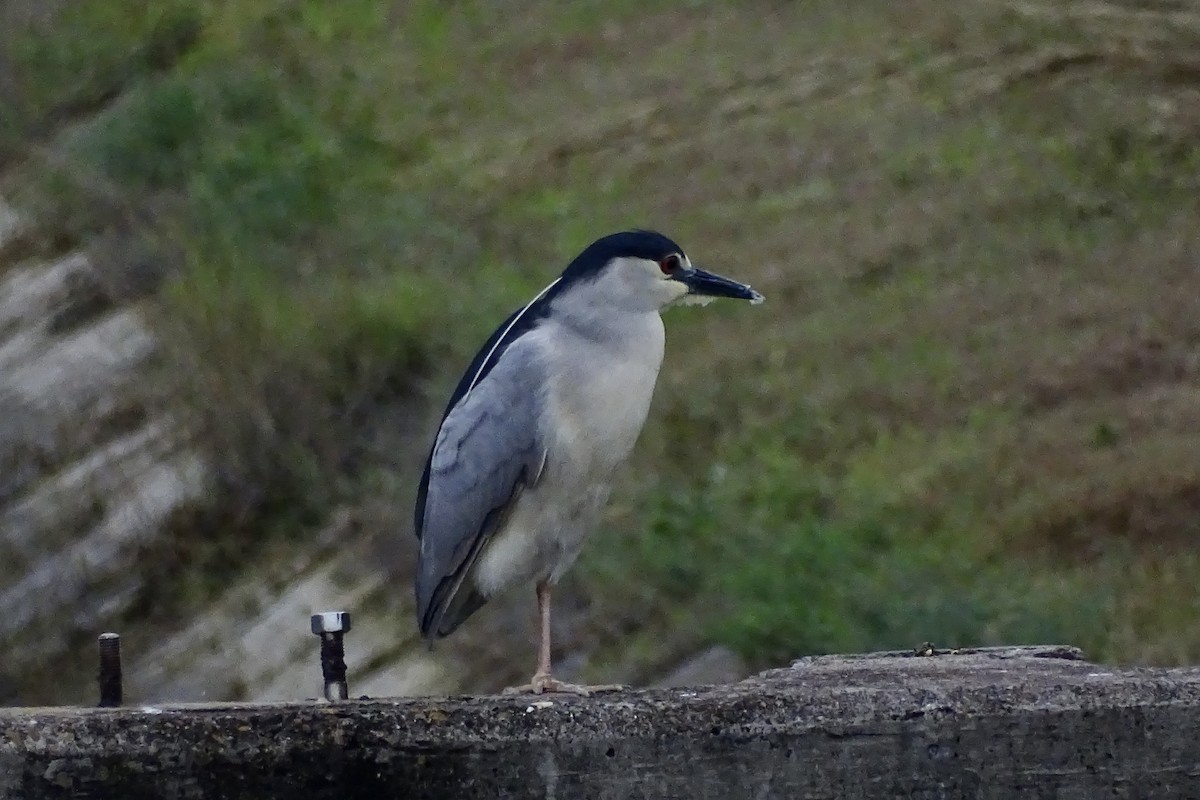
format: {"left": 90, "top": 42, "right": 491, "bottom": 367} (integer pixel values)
{"left": 0, "top": 201, "right": 202, "bottom": 701}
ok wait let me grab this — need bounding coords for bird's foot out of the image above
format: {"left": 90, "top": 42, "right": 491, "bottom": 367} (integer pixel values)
{"left": 502, "top": 673, "right": 626, "bottom": 697}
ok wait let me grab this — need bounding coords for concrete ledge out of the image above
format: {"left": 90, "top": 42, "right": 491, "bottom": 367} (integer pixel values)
{"left": 3, "top": 646, "right": 1200, "bottom": 799}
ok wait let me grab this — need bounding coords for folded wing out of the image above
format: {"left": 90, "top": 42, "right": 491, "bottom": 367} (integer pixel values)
{"left": 414, "top": 341, "right": 547, "bottom": 639}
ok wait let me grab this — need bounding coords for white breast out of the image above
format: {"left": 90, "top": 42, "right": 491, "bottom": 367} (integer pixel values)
{"left": 541, "top": 313, "right": 665, "bottom": 480}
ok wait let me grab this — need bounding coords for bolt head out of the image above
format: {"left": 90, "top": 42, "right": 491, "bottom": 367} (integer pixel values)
{"left": 311, "top": 611, "right": 351, "bottom": 635}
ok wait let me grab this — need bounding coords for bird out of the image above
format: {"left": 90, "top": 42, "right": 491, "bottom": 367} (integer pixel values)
{"left": 413, "top": 229, "right": 764, "bottom": 695}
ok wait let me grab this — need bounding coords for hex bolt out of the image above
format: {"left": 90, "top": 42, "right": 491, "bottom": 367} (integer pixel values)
{"left": 98, "top": 632, "right": 122, "bottom": 707}
{"left": 310, "top": 611, "right": 352, "bottom": 702}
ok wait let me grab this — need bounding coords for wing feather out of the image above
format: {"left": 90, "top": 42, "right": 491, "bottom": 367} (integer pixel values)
{"left": 414, "top": 339, "right": 546, "bottom": 639}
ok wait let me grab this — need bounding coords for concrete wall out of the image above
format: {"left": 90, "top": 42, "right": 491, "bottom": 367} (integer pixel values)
{"left": 3, "top": 646, "right": 1199, "bottom": 799}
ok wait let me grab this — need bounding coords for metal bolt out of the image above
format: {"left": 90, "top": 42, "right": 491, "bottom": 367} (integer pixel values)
{"left": 98, "top": 633, "right": 122, "bottom": 707}
{"left": 310, "top": 611, "right": 351, "bottom": 702}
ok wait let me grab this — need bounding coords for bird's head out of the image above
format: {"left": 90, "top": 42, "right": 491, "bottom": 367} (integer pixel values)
{"left": 559, "top": 230, "right": 764, "bottom": 313}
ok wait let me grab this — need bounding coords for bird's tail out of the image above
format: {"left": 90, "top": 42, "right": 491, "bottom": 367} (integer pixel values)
{"left": 417, "top": 566, "right": 489, "bottom": 642}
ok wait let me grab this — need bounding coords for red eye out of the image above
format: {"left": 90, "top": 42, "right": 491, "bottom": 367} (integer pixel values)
{"left": 659, "top": 254, "right": 682, "bottom": 275}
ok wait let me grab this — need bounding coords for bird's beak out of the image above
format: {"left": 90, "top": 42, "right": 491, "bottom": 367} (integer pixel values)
{"left": 676, "top": 266, "right": 765, "bottom": 304}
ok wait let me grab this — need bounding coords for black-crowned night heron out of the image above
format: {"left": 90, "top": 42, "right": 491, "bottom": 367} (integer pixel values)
{"left": 414, "top": 230, "right": 763, "bottom": 694}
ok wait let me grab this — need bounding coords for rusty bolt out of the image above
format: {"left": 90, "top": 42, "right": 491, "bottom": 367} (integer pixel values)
{"left": 310, "top": 612, "right": 352, "bottom": 702}
{"left": 98, "top": 632, "right": 122, "bottom": 707}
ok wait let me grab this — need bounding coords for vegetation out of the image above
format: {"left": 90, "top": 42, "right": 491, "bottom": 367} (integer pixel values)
{"left": 3, "top": 0, "right": 1200, "bottom": 687}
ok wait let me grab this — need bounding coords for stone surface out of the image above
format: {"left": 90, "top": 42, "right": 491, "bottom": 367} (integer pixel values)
{"left": 2, "top": 646, "right": 1200, "bottom": 799}
{"left": 0, "top": 242, "right": 214, "bottom": 702}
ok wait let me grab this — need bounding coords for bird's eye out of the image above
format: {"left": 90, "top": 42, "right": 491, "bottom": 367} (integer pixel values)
{"left": 659, "top": 254, "right": 682, "bottom": 275}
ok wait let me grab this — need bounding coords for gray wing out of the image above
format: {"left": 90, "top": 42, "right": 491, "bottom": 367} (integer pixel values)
{"left": 415, "top": 342, "right": 547, "bottom": 639}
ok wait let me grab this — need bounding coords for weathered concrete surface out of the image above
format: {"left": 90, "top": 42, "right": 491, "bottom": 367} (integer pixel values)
{"left": 3, "top": 646, "right": 1200, "bottom": 799}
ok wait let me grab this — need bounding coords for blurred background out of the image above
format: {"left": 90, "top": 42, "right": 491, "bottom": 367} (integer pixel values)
{"left": 1, "top": 0, "right": 1198, "bottom": 706}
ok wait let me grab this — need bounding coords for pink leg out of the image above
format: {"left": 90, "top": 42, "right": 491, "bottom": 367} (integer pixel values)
{"left": 501, "top": 580, "right": 624, "bottom": 696}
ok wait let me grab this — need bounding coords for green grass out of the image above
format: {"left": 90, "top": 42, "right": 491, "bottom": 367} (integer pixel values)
{"left": 5, "top": 0, "right": 553, "bottom": 521}
{"left": 587, "top": 415, "right": 1115, "bottom": 670}
{"left": 0, "top": 0, "right": 201, "bottom": 160}
{"left": 4, "top": 0, "right": 1200, "bottom": 695}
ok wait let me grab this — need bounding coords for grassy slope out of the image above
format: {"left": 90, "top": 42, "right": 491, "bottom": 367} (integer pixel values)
{"left": 4, "top": 0, "right": 1200, "bottom": 689}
